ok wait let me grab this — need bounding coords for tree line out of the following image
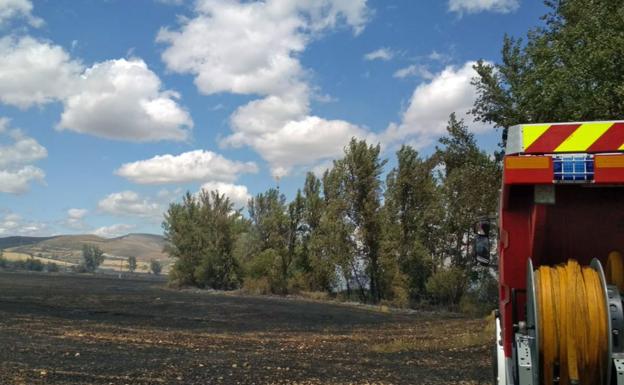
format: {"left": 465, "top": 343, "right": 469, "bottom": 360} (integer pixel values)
{"left": 163, "top": 115, "right": 500, "bottom": 310}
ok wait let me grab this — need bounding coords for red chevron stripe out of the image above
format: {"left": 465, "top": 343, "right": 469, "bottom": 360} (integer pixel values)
{"left": 525, "top": 124, "right": 581, "bottom": 153}
{"left": 587, "top": 122, "right": 624, "bottom": 152}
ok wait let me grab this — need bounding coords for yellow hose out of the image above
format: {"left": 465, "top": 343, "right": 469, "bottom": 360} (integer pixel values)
{"left": 535, "top": 260, "right": 608, "bottom": 385}
{"left": 606, "top": 250, "right": 624, "bottom": 292}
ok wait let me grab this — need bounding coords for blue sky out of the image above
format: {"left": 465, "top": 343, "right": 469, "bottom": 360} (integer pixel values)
{"left": 0, "top": 0, "right": 547, "bottom": 237}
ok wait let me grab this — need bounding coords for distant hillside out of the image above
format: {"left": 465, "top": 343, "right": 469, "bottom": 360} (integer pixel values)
{"left": 2, "top": 233, "right": 169, "bottom": 263}
{"left": 0, "top": 236, "right": 56, "bottom": 249}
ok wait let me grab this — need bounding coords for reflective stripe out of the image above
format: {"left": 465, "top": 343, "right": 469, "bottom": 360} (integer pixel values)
{"left": 525, "top": 124, "right": 580, "bottom": 153}
{"left": 555, "top": 122, "right": 613, "bottom": 152}
{"left": 523, "top": 125, "right": 551, "bottom": 150}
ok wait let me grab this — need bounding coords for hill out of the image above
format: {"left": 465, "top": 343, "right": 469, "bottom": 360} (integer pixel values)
{"left": 2, "top": 233, "right": 169, "bottom": 264}
{"left": 0, "top": 236, "right": 56, "bottom": 249}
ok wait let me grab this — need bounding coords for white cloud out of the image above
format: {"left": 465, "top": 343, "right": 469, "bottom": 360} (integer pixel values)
{"left": 64, "top": 208, "right": 88, "bottom": 230}
{"left": 0, "top": 166, "right": 44, "bottom": 194}
{"left": 97, "top": 191, "right": 164, "bottom": 221}
{"left": 158, "top": 0, "right": 368, "bottom": 96}
{"left": 157, "top": 1, "right": 305, "bottom": 97}
{"left": 227, "top": 113, "right": 375, "bottom": 178}
{"left": 222, "top": 89, "right": 375, "bottom": 177}
{"left": 428, "top": 50, "right": 451, "bottom": 63}
{"left": 0, "top": 37, "right": 193, "bottom": 142}
{"left": 93, "top": 223, "right": 135, "bottom": 238}
{"left": 0, "top": 127, "right": 47, "bottom": 168}
{"left": 116, "top": 150, "right": 258, "bottom": 184}
{"left": 383, "top": 61, "right": 490, "bottom": 149}
{"left": 158, "top": 0, "right": 373, "bottom": 177}
{"left": 199, "top": 181, "right": 251, "bottom": 209}
{"left": 0, "top": 0, "right": 43, "bottom": 27}
{"left": 0, "top": 118, "right": 46, "bottom": 194}
{"left": 0, "top": 36, "right": 82, "bottom": 108}
{"left": 0, "top": 212, "right": 48, "bottom": 236}
{"left": 364, "top": 47, "right": 394, "bottom": 61}
{"left": 448, "top": 0, "right": 519, "bottom": 14}
{"left": 393, "top": 64, "right": 434, "bottom": 79}
{"left": 57, "top": 58, "right": 193, "bottom": 142}
{"left": 67, "top": 208, "right": 88, "bottom": 219}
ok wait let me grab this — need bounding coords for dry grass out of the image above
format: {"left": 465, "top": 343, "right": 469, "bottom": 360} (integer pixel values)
{"left": 370, "top": 316, "right": 494, "bottom": 354}
{"left": 100, "top": 258, "right": 154, "bottom": 272}
{"left": 298, "top": 291, "right": 330, "bottom": 301}
{"left": 2, "top": 252, "right": 76, "bottom": 267}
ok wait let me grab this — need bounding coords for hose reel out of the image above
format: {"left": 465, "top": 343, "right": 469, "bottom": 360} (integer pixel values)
{"left": 523, "top": 256, "right": 624, "bottom": 385}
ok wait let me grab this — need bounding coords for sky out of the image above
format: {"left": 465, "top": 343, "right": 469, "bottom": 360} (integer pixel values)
{"left": 0, "top": 0, "right": 547, "bottom": 238}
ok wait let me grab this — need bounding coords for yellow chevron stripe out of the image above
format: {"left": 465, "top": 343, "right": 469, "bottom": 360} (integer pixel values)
{"left": 523, "top": 124, "right": 551, "bottom": 149}
{"left": 555, "top": 122, "right": 613, "bottom": 152}
{"left": 620, "top": 143, "right": 624, "bottom": 151}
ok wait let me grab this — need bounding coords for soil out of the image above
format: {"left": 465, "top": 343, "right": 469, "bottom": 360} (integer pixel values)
{"left": 0, "top": 271, "right": 492, "bottom": 385}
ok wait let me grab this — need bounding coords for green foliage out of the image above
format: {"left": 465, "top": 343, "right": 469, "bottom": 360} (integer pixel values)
{"left": 162, "top": 116, "right": 500, "bottom": 310}
{"left": 383, "top": 145, "right": 437, "bottom": 301}
{"left": 426, "top": 267, "right": 468, "bottom": 305}
{"left": 434, "top": 115, "right": 501, "bottom": 270}
{"left": 15, "top": 257, "right": 45, "bottom": 272}
{"left": 164, "top": 190, "right": 243, "bottom": 289}
{"left": 472, "top": 0, "right": 624, "bottom": 147}
{"left": 245, "top": 248, "right": 284, "bottom": 293}
{"left": 46, "top": 262, "right": 59, "bottom": 273}
{"left": 82, "top": 244, "right": 105, "bottom": 273}
{"left": 150, "top": 259, "right": 162, "bottom": 275}
{"left": 127, "top": 256, "right": 137, "bottom": 273}
{"left": 340, "top": 138, "right": 387, "bottom": 302}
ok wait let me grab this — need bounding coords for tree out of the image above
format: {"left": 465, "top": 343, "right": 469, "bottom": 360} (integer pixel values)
{"left": 163, "top": 192, "right": 202, "bottom": 285}
{"left": 431, "top": 115, "right": 500, "bottom": 271}
{"left": 127, "top": 256, "right": 137, "bottom": 273}
{"left": 163, "top": 190, "right": 243, "bottom": 289}
{"left": 340, "top": 138, "right": 387, "bottom": 302}
{"left": 82, "top": 244, "right": 105, "bottom": 273}
{"left": 150, "top": 260, "right": 162, "bottom": 276}
{"left": 308, "top": 165, "right": 355, "bottom": 295}
{"left": 300, "top": 172, "right": 335, "bottom": 291}
{"left": 247, "top": 188, "right": 289, "bottom": 292}
{"left": 472, "top": 0, "right": 624, "bottom": 148}
{"left": 383, "top": 145, "right": 437, "bottom": 301}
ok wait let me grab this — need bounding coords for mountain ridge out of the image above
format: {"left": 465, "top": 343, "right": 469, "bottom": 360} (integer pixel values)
{"left": 0, "top": 233, "right": 169, "bottom": 263}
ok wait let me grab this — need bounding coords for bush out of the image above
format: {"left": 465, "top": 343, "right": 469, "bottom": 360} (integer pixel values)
{"left": 388, "top": 271, "right": 410, "bottom": 308}
{"left": 242, "top": 277, "right": 272, "bottom": 295}
{"left": 425, "top": 267, "right": 467, "bottom": 305}
{"left": 15, "top": 257, "right": 45, "bottom": 272}
{"left": 46, "top": 262, "right": 59, "bottom": 273}
{"left": 150, "top": 260, "right": 162, "bottom": 275}
{"left": 245, "top": 249, "right": 286, "bottom": 293}
{"left": 286, "top": 271, "right": 310, "bottom": 294}
{"left": 72, "top": 264, "right": 88, "bottom": 273}
{"left": 299, "top": 291, "right": 329, "bottom": 301}
{"left": 460, "top": 268, "right": 498, "bottom": 316}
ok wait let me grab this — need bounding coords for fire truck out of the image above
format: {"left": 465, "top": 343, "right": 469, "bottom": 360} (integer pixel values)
{"left": 475, "top": 121, "right": 624, "bottom": 385}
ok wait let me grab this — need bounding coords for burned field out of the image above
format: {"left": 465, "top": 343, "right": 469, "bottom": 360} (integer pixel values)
{"left": 0, "top": 272, "right": 491, "bottom": 385}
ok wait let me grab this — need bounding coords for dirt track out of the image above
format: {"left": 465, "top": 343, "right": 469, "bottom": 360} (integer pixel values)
{"left": 0, "top": 271, "right": 491, "bottom": 385}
